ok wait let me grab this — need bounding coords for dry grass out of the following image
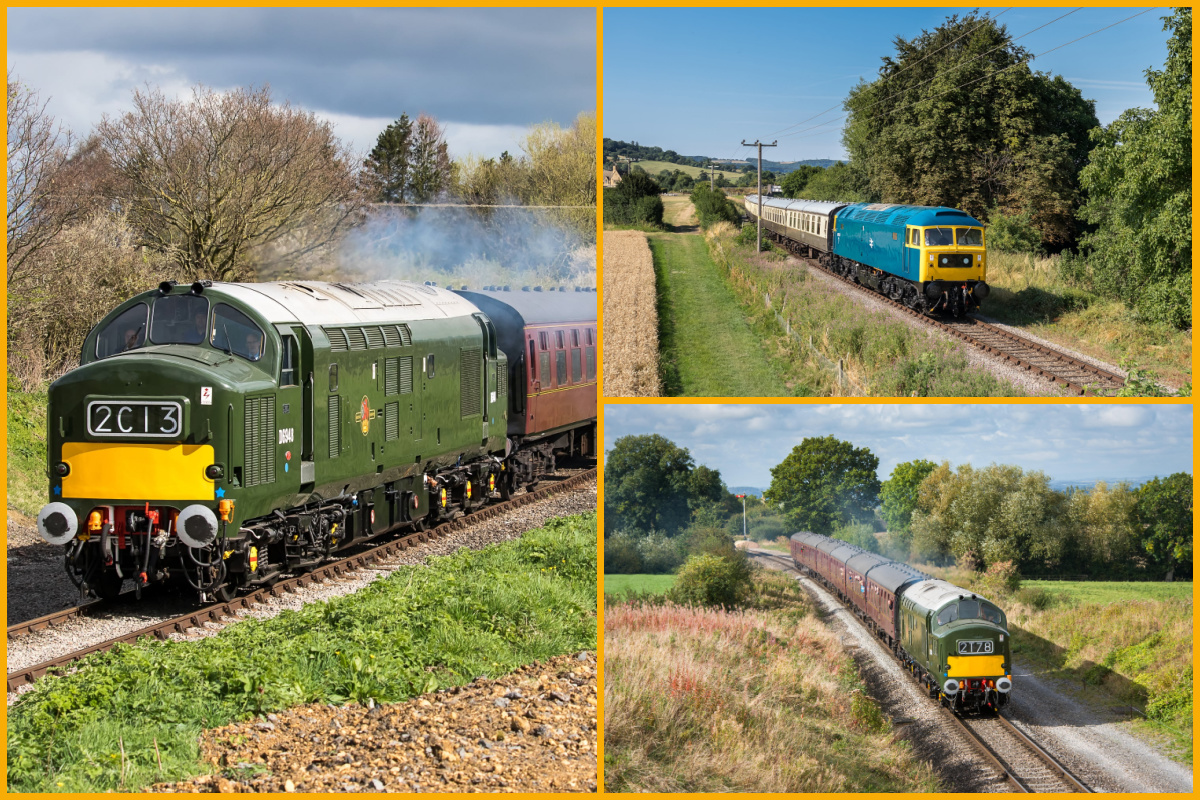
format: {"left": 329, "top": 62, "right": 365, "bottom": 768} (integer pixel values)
{"left": 602, "top": 230, "right": 661, "bottom": 396}
{"left": 604, "top": 572, "right": 941, "bottom": 792}
{"left": 661, "top": 196, "right": 697, "bottom": 229}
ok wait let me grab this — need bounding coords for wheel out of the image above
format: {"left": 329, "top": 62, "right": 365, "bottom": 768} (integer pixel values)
{"left": 212, "top": 581, "right": 238, "bottom": 603}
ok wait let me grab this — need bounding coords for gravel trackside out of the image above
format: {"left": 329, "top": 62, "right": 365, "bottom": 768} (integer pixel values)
{"left": 150, "top": 653, "right": 598, "bottom": 793}
{"left": 602, "top": 230, "right": 660, "bottom": 397}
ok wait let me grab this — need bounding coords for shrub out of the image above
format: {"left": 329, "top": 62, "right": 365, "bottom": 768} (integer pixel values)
{"left": 974, "top": 560, "right": 1022, "bottom": 599}
{"left": 604, "top": 531, "right": 644, "bottom": 573}
{"left": 1014, "top": 586, "right": 1056, "bottom": 610}
{"left": 986, "top": 206, "right": 1043, "bottom": 254}
{"left": 669, "top": 552, "right": 753, "bottom": 608}
{"left": 690, "top": 184, "right": 741, "bottom": 228}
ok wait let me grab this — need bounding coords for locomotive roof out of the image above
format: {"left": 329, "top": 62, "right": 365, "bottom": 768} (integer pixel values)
{"left": 208, "top": 280, "right": 480, "bottom": 326}
{"left": 904, "top": 579, "right": 997, "bottom": 614}
{"left": 453, "top": 287, "right": 596, "bottom": 326}
{"left": 745, "top": 195, "right": 847, "bottom": 216}
{"left": 838, "top": 203, "right": 984, "bottom": 228}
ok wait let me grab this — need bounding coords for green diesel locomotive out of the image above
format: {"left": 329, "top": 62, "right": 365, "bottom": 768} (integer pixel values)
{"left": 36, "top": 279, "right": 596, "bottom": 601}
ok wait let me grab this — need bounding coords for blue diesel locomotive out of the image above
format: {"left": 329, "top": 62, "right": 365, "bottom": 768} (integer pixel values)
{"left": 744, "top": 195, "right": 990, "bottom": 316}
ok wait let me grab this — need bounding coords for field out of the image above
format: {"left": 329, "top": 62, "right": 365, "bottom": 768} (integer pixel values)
{"left": 7, "top": 514, "right": 598, "bottom": 792}
{"left": 602, "top": 230, "right": 661, "bottom": 396}
{"left": 622, "top": 160, "right": 743, "bottom": 182}
{"left": 604, "top": 570, "right": 940, "bottom": 792}
{"left": 603, "top": 573, "right": 676, "bottom": 597}
{"left": 7, "top": 380, "right": 48, "bottom": 517}
{"left": 1022, "top": 580, "right": 1193, "bottom": 605}
{"left": 651, "top": 232, "right": 790, "bottom": 396}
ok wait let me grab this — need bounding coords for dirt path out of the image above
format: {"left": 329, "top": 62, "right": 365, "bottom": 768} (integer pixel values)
{"left": 660, "top": 196, "right": 697, "bottom": 232}
{"left": 651, "top": 233, "right": 790, "bottom": 396}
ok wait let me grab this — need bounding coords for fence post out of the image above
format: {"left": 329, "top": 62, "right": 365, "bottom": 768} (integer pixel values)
{"left": 838, "top": 359, "right": 844, "bottom": 392}
{"left": 765, "top": 292, "right": 770, "bottom": 309}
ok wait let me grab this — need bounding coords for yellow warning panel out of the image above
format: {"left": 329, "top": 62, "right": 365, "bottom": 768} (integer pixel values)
{"left": 947, "top": 654, "right": 1006, "bottom": 677}
{"left": 62, "top": 442, "right": 216, "bottom": 501}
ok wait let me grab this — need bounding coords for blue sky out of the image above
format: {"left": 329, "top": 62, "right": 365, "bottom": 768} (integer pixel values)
{"left": 7, "top": 8, "right": 594, "bottom": 160}
{"left": 603, "top": 404, "right": 1193, "bottom": 489}
{"left": 604, "top": 6, "right": 1172, "bottom": 162}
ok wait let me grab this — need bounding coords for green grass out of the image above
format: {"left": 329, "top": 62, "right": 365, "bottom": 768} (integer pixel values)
{"left": 651, "top": 233, "right": 791, "bottom": 396}
{"left": 604, "top": 573, "right": 676, "bottom": 597}
{"left": 7, "top": 376, "right": 48, "bottom": 517}
{"left": 7, "top": 513, "right": 597, "bottom": 793}
{"left": 1023, "top": 580, "right": 1193, "bottom": 606}
{"left": 623, "top": 160, "right": 743, "bottom": 182}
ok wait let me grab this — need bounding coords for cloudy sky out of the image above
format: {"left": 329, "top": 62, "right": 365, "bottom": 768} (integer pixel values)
{"left": 7, "top": 7, "right": 595, "bottom": 160}
{"left": 606, "top": 6, "right": 1172, "bottom": 161}
{"left": 604, "top": 404, "right": 1193, "bottom": 489}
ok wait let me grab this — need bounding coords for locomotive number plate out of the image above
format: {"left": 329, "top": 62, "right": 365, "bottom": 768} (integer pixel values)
{"left": 87, "top": 400, "right": 182, "bottom": 438}
{"left": 957, "top": 640, "right": 994, "bottom": 655}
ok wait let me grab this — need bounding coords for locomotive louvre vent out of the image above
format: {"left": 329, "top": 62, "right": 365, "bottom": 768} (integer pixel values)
{"left": 384, "top": 401, "right": 400, "bottom": 441}
{"left": 396, "top": 324, "right": 413, "bottom": 347}
{"left": 325, "top": 327, "right": 349, "bottom": 352}
{"left": 384, "top": 356, "right": 399, "bottom": 395}
{"left": 243, "top": 396, "right": 276, "bottom": 487}
{"left": 328, "top": 395, "right": 341, "bottom": 458}
{"left": 460, "top": 348, "right": 482, "bottom": 418}
{"left": 497, "top": 363, "right": 508, "bottom": 396}
{"left": 347, "top": 327, "right": 368, "bottom": 351}
{"left": 364, "top": 326, "right": 385, "bottom": 349}
{"left": 398, "top": 356, "right": 414, "bottom": 394}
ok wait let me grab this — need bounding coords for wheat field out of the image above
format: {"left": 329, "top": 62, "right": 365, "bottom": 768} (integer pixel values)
{"left": 602, "top": 231, "right": 661, "bottom": 396}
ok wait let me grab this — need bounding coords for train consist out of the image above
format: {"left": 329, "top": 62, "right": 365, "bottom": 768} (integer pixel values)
{"left": 744, "top": 195, "right": 990, "bottom": 317}
{"left": 36, "top": 280, "right": 596, "bottom": 602}
{"left": 790, "top": 532, "right": 1012, "bottom": 715}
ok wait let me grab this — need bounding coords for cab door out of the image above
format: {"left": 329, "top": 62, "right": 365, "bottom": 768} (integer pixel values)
{"left": 905, "top": 227, "right": 921, "bottom": 280}
{"left": 276, "top": 325, "right": 309, "bottom": 487}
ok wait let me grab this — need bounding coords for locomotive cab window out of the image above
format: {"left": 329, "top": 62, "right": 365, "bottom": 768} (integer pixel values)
{"left": 279, "top": 335, "right": 299, "bottom": 386}
{"left": 95, "top": 303, "right": 149, "bottom": 359}
{"left": 924, "top": 227, "right": 954, "bottom": 247}
{"left": 211, "top": 304, "right": 265, "bottom": 362}
{"left": 957, "top": 227, "right": 983, "bottom": 247}
{"left": 426, "top": 354, "right": 435, "bottom": 378}
{"left": 150, "top": 294, "right": 209, "bottom": 345}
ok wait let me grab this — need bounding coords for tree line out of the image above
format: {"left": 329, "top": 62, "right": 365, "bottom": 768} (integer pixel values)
{"left": 6, "top": 76, "right": 595, "bottom": 388}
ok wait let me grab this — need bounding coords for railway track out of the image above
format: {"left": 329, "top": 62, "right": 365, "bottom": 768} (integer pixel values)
{"left": 751, "top": 549, "right": 1091, "bottom": 793}
{"left": 8, "top": 467, "right": 596, "bottom": 693}
{"left": 769, "top": 234, "right": 1128, "bottom": 396}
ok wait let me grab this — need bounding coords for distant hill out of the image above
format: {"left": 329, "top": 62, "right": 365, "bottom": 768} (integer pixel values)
{"left": 604, "top": 138, "right": 838, "bottom": 175}
{"left": 727, "top": 486, "right": 764, "bottom": 498}
{"left": 1049, "top": 477, "right": 1154, "bottom": 492}
{"left": 747, "top": 157, "right": 839, "bottom": 173}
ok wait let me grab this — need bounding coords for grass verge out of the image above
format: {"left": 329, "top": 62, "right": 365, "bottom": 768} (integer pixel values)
{"left": 7, "top": 513, "right": 597, "bottom": 792}
{"left": 651, "top": 233, "right": 791, "bottom": 396}
{"left": 603, "top": 570, "right": 941, "bottom": 792}
{"left": 603, "top": 573, "right": 676, "bottom": 598}
{"left": 704, "top": 226, "right": 1025, "bottom": 396}
{"left": 7, "top": 376, "right": 48, "bottom": 517}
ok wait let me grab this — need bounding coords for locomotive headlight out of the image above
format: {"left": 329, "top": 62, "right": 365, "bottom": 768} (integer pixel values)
{"left": 177, "top": 504, "right": 219, "bottom": 548}
{"left": 37, "top": 502, "right": 79, "bottom": 545}
{"left": 54, "top": 461, "right": 70, "bottom": 477}
{"left": 205, "top": 464, "right": 224, "bottom": 480}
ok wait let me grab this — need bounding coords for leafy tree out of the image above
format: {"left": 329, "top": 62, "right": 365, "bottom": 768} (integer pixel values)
{"left": 842, "top": 13, "right": 1098, "bottom": 246}
{"left": 603, "top": 434, "right": 695, "bottom": 534}
{"left": 604, "top": 168, "right": 664, "bottom": 227}
{"left": 714, "top": 173, "right": 729, "bottom": 188}
{"left": 764, "top": 435, "right": 881, "bottom": 534}
{"left": 1135, "top": 472, "right": 1193, "bottom": 580}
{"left": 801, "top": 161, "right": 869, "bottom": 202}
{"left": 985, "top": 205, "right": 1044, "bottom": 254}
{"left": 780, "top": 165, "right": 823, "bottom": 198}
{"left": 1063, "top": 482, "right": 1140, "bottom": 579}
{"left": 1076, "top": 8, "right": 1191, "bottom": 328}
{"left": 99, "top": 85, "right": 361, "bottom": 283}
{"left": 879, "top": 459, "right": 938, "bottom": 540}
{"left": 408, "top": 113, "right": 451, "bottom": 203}
{"left": 690, "top": 184, "right": 741, "bottom": 228}
{"left": 365, "top": 114, "right": 415, "bottom": 203}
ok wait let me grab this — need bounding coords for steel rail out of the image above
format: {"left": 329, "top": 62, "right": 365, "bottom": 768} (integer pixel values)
{"left": 994, "top": 712, "right": 1093, "bottom": 793}
{"left": 8, "top": 468, "right": 596, "bottom": 693}
{"left": 765, "top": 233, "right": 1128, "bottom": 396}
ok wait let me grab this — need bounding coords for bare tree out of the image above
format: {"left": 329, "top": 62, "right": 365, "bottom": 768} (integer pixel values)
{"left": 409, "top": 113, "right": 451, "bottom": 203}
{"left": 98, "top": 84, "right": 363, "bottom": 282}
{"left": 7, "top": 72, "right": 78, "bottom": 282}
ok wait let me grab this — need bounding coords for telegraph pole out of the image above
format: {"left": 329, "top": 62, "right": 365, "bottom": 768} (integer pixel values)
{"left": 741, "top": 139, "right": 777, "bottom": 251}
{"left": 736, "top": 494, "right": 747, "bottom": 539}
{"left": 708, "top": 162, "right": 715, "bottom": 190}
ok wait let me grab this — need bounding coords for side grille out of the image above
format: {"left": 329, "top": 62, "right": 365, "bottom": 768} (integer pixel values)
{"left": 244, "top": 396, "right": 276, "bottom": 487}
{"left": 398, "top": 356, "right": 413, "bottom": 394}
{"left": 496, "top": 363, "right": 508, "bottom": 396}
{"left": 347, "top": 328, "right": 368, "bottom": 351}
{"left": 328, "top": 395, "right": 340, "bottom": 458}
{"left": 385, "top": 357, "right": 399, "bottom": 395}
{"left": 383, "top": 324, "right": 413, "bottom": 347}
{"left": 385, "top": 401, "right": 399, "bottom": 441}
{"left": 365, "top": 326, "right": 385, "bottom": 349}
{"left": 325, "top": 327, "right": 348, "bottom": 352}
{"left": 460, "top": 348, "right": 482, "bottom": 418}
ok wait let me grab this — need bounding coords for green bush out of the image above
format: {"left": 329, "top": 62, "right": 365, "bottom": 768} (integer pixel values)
{"left": 669, "top": 552, "right": 753, "bottom": 608}
{"left": 690, "top": 184, "right": 741, "bottom": 228}
{"left": 986, "top": 206, "right": 1043, "bottom": 254}
{"left": 1015, "top": 586, "right": 1056, "bottom": 610}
